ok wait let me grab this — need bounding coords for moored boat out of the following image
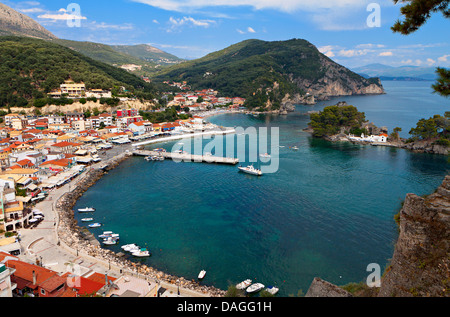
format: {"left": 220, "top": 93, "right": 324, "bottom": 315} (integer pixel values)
{"left": 259, "top": 153, "right": 271, "bottom": 158}
{"left": 132, "top": 248, "right": 150, "bottom": 257}
{"left": 88, "top": 223, "right": 102, "bottom": 228}
{"left": 198, "top": 270, "right": 206, "bottom": 280}
{"left": 238, "top": 165, "right": 262, "bottom": 176}
{"left": 265, "top": 286, "right": 279, "bottom": 295}
{"left": 103, "top": 237, "right": 118, "bottom": 245}
{"left": 246, "top": 283, "right": 265, "bottom": 293}
{"left": 81, "top": 218, "right": 94, "bottom": 222}
{"left": 78, "top": 207, "right": 95, "bottom": 213}
{"left": 236, "top": 279, "right": 252, "bottom": 290}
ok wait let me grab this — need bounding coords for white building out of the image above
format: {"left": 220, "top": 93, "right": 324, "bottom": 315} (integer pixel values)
{"left": 0, "top": 262, "right": 16, "bottom": 297}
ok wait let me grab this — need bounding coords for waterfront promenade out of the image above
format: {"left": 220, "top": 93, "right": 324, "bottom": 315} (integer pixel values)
{"left": 12, "top": 144, "right": 215, "bottom": 297}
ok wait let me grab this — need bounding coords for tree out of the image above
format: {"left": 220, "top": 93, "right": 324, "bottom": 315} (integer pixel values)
{"left": 391, "top": 0, "right": 450, "bottom": 97}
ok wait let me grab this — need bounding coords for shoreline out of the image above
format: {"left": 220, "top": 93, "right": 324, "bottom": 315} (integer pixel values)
{"left": 55, "top": 151, "right": 227, "bottom": 297}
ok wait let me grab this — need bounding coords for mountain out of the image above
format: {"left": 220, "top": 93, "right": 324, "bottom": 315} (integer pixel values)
{"left": 352, "top": 63, "right": 437, "bottom": 81}
{"left": 0, "top": 36, "right": 156, "bottom": 108}
{"left": 110, "top": 44, "right": 184, "bottom": 65}
{"left": 0, "top": 3, "right": 56, "bottom": 40}
{"left": 154, "top": 39, "right": 384, "bottom": 109}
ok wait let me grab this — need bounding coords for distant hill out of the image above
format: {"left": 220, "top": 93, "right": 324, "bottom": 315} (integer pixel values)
{"left": 154, "top": 39, "right": 384, "bottom": 109}
{"left": 110, "top": 44, "right": 184, "bottom": 65}
{"left": 352, "top": 63, "right": 437, "bottom": 81}
{"left": 0, "top": 36, "right": 156, "bottom": 108}
{"left": 0, "top": 3, "right": 56, "bottom": 40}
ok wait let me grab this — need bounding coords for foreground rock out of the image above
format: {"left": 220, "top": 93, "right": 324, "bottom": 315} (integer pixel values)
{"left": 378, "top": 175, "right": 450, "bottom": 297}
{"left": 305, "top": 278, "right": 353, "bottom": 297}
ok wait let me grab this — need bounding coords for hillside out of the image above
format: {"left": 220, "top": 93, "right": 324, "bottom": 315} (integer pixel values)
{"left": 110, "top": 44, "right": 184, "bottom": 65}
{"left": 0, "top": 3, "right": 56, "bottom": 40}
{"left": 153, "top": 39, "right": 384, "bottom": 109}
{"left": 0, "top": 36, "right": 157, "bottom": 108}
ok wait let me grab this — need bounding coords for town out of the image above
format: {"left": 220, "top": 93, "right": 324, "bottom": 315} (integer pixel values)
{"left": 0, "top": 80, "right": 246, "bottom": 297}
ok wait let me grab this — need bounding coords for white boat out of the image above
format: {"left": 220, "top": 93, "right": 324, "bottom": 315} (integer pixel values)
{"left": 121, "top": 244, "right": 140, "bottom": 252}
{"left": 198, "top": 270, "right": 206, "bottom": 279}
{"left": 292, "top": 146, "right": 299, "bottom": 150}
{"left": 259, "top": 153, "right": 271, "bottom": 158}
{"left": 236, "top": 279, "right": 252, "bottom": 290}
{"left": 132, "top": 248, "right": 150, "bottom": 257}
{"left": 238, "top": 165, "right": 262, "bottom": 176}
{"left": 265, "top": 286, "right": 279, "bottom": 295}
{"left": 246, "top": 283, "right": 265, "bottom": 293}
{"left": 78, "top": 207, "right": 95, "bottom": 213}
{"left": 103, "top": 237, "right": 118, "bottom": 245}
{"left": 81, "top": 218, "right": 94, "bottom": 222}
{"left": 88, "top": 223, "right": 102, "bottom": 228}
{"left": 98, "top": 231, "right": 113, "bottom": 238}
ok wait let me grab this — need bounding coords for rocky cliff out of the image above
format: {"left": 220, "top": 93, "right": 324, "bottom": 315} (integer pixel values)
{"left": 0, "top": 3, "right": 57, "bottom": 40}
{"left": 378, "top": 175, "right": 450, "bottom": 297}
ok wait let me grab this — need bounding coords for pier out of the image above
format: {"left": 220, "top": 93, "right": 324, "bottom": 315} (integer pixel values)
{"left": 133, "top": 150, "right": 239, "bottom": 165}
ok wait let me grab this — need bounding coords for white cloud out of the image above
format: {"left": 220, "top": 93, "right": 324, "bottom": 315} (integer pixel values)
{"left": 38, "top": 8, "right": 87, "bottom": 21}
{"left": 426, "top": 58, "right": 436, "bottom": 66}
{"left": 379, "top": 51, "right": 393, "bottom": 57}
{"left": 132, "top": 0, "right": 370, "bottom": 13}
{"left": 437, "top": 54, "right": 450, "bottom": 63}
{"left": 88, "top": 22, "right": 134, "bottom": 30}
{"left": 247, "top": 27, "right": 256, "bottom": 33}
{"left": 18, "top": 8, "right": 45, "bottom": 13}
{"left": 166, "top": 16, "right": 216, "bottom": 32}
{"left": 337, "top": 49, "right": 369, "bottom": 58}
{"left": 237, "top": 29, "right": 245, "bottom": 34}
{"left": 356, "top": 44, "right": 385, "bottom": 49}
{"left": 153, "top": 19, "right": 160, "bottom": 24}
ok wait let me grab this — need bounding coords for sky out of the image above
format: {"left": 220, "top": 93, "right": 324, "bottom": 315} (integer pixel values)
{"left": 4, "top": 0, "right": 450, "bottom": 69}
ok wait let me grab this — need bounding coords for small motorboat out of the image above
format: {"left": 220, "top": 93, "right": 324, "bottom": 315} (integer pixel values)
{"left": 265, "top": 286, "right": 279, "bottom": 295}
{"left": 246, "top": 283, "right": 265, "bottom": 293}
{"left": 81, "top": 218, "right": 94, "bottom": 222}
{"left": 98, "top": 231, "right": 113, "bottom": 238}
{"left": 121, "top": 244, "right": 140, "bottom": 252}
{"left": 238, "top": 165, "right": 263, "bottom": 176}
{"left": 259, "top": 153, "right": 271, "bottom": 159}
{"left": 292, "top": 146, "right": 299, "bottom": 150}
{"left": 236, "top": 279, "right": 252, "bottom": 290}
{"left": 198, "top": 270, "right": 206, "bottom": 280}
{"left": 103, "top": 237, "right": 118, "bottom": 245}
{"left": 88, "top": 223, "right": 102, "bottom": 228}
{"left": 78, "top": 207, "right": 95, "bottom": 213}
{"left": 132, "top": 248, "right": 150, "bottom": 257}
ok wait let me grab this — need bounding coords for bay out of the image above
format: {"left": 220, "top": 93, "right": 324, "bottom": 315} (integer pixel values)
{"left": 75, "top": 81, "right": 449, "bottom": 297}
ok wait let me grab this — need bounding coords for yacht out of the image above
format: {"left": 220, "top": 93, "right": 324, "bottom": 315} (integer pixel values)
{"left": 78, "top": 207, "right": 95, "bottom": 213}
{"left": 238, "top": 165, "right": 263, "bottom": 176}
{"left": 121, "top": 244, "right": 140, "bottom": 252}
{"left": 236, "top": 279, "right": 252, "bottom": 290}
{"left": 246, "top": 283, "right": 265, "bottom": 293}
{"left": 88, "top": 223, "right": 102, "bottom": 228}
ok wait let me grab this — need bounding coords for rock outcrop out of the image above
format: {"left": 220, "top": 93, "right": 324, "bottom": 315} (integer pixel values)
{"left": 305, "top": 278, "right": 353, "bottom": 297}
{"left": 378, "top": 175, "right": 450, "bottom": 297}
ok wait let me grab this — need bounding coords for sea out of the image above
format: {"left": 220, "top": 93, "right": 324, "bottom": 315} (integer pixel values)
{"left": 74, "top": 81, "right": 449, "bottom": 297}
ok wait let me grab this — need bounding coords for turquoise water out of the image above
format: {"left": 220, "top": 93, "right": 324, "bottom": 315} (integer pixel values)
{"left": 75, "top": 81, "right": 449, "bottom": 296}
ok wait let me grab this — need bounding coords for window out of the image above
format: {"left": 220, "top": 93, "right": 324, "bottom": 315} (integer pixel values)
{"left": 40, "top": 288, "right": 46, "bottom": 295}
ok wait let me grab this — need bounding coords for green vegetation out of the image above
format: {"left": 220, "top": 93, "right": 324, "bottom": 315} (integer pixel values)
{"left": 408, "top": 112, "right": 450, "bottom": 144}
{"left": 391, "top": 0, "right": 449, "bottom": 98}
{"left": 154, "top": 39, "right": 382, "bottom": 110}
{"left": 139, "top": 107, "right": 191, "bottom": 124}
{"left": 308, "top": 104, "right": 367, "bottom": 138}
{"left": 0, "top": 36, "right": 157, "bottom": 108}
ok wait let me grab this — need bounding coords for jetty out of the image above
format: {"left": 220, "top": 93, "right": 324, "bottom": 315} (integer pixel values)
{"left": 133, "top": 150, "right": 239, "bottom": 165}
{"left": 131, "top": 128, "right": 236, "bottom": 148}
